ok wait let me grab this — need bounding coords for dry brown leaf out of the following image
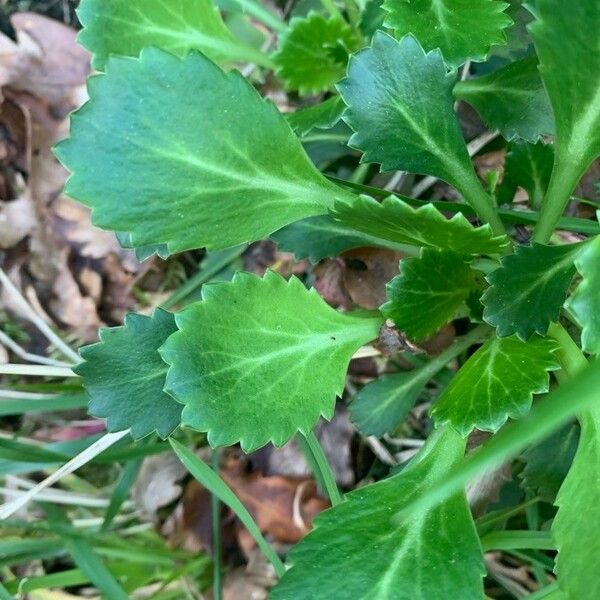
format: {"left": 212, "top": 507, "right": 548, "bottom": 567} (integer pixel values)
{"left": 0, "top": 194, "right": 37, "bottom": 248}
{"left": 220, "top": 459, "right": 329, "bottom": 545}
{"left": 313, "top": 259, "right": 353, "bottom": 310}
{"left": 1, "top": 12, "right": 89, "bottom": 107}
{"left": 49, "top": 250, "right": 101, "bottom": 341}
{"left": 342, "top": 247, "right": 402, "bottom": 309}
{"left": 132, "top": 453, "right": 187, "bottom": 521}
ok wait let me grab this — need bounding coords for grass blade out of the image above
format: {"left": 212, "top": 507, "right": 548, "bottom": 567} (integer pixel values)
{"left": 169, "top": 438, "right": 286, "bottom": 577}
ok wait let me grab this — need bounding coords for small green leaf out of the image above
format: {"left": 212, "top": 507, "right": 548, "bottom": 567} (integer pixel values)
{"left": 333, "top": 195, "right": 509, "bottom": 255}
{"left": 530, "top": 0, "right": 600, "bottom": 178}
{"left": 338, "top": 32, "right": 471, "bottom": 186}
{"left": 482, "top": 243, "right": 582, "bottom": 339}
{"left": 285, "top": 96, "right": 346, "bottom": 137}
{"left": 160, "top": 271, "right": 383, "bottom": 452}
{"left": 77, "top": 0, "right": 272, "bottom": 70}
{"left": 350, "top": 326, "right": 486, "bottom": 435}
{"left": 74, "top": 309, "right": 181, "bottom": 440}
{"left": 337, "top": 32, "right": 504, "bottom": 232}
{"left": 497, "top": 140, "right": 554, "bottom": 207}
{"left": 56, "top": 49, "right": 351, "bottom": 254}
{"left": 273, "top": 12, "right": 363, "bottom": 95}
{"left": 271, "top": 426, "right": 485, "bottom": 600}
{"left": 454, "top": 56, "right": 554, "bottom": 142}
{"left": 382, "top": 0, "right": 512, "bottom": 67}
{"left": 271, "top": 214, "right": 407, "bottom": 263}
{"left": 432, "top": 335, "right": 559, "bottom": 436}
{"left": 382, "top": 250, "right": 480, "bottom": 342}
{"left": 521, "top": 425, "right": 579, "bottom": 502}
{"left": 553, "top": 406, "right": 600, "bottom": 599}
{"left": 565, "top": 235, "right": 600, "bottom": 354}
{"left": 350, "top": 372, "right": 428, "bottom": 436}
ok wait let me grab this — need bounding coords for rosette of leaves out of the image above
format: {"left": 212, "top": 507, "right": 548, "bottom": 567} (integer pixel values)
{"left": 59, "top": 0, "right": 600, "bottom": 598}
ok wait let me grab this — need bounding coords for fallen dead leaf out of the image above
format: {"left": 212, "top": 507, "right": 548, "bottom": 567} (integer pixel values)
{"left": 0, "top": 193, "right": 36, "bottom": 248}
{"left": 132, "top": 453, "right": 187, "bottom": 521}
{"left": 342, "top": 247, "right": 402, "bottom": 309}
{"left": 1, "top": 12, "right": 89, "bottom": 108}
{"left": 314, "top": 258, "right": 353, "bottom": 310}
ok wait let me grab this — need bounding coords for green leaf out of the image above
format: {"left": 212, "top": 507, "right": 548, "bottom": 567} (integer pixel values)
{"left": 56, "top": 49, "right": 351, "bottom": 254}
{"left": 285, "top": 96, "right": 346, "bottom": 137}
{"left": 351, "top": 326, "right": 486, "bottom": 436}
{"left": 553, "top": 406, "right": 600, "bottom": 599}
{"left": 565, "top": 235, "right": 600, "bottom": 354}
{"left": 493, "top": 0, "right": 535, "bottom": 61}
{"left": 337, "top": 32, "right": 504, "bottom": 232}
{"left": 530, "top": 0, "right": 600, "bottom": 177}
{"left": 382, "top": 250, "right": 480, "bottom": 342}
{"left": 454, "top": 56, "right": 554, "bottom": 142}
{"left": 382, "top": 0, "right": 512, "bottom": 67}
{"left": 271, "top": 426, "right": 485, "bottom": 600}
{"left": 338, "top": 32, "right": 469, "bottom": 184}
{"left": 333, "top": 195, "right": 509, "bottom": 255}
{"left": 74, "top": 308, "right": 182, "bottom": 440}
{"left": 431, "top": 335, "right": 559, "bottom": 436}
{"left": 520, "top": 424, "right": 578, "bottom": 502}
{"left": 482, "top": 243, "right": 581, "bottom": 339}
{"left": 273, "top": 12, "right": 362, "bottom": 95}
{"left": 497, "top": 140, "right": 554, "bottom": 207}
{"left": 77, "top": 0, "right": 273, "bottom": 70}
{"left": 270, "top": 214, "right": 407, "bottom": 263}
{"left": 160, "top": 271, "right": 383, "bottom": 452}
{"left": 350, "top": 372, "right": 427, "bottom": 436}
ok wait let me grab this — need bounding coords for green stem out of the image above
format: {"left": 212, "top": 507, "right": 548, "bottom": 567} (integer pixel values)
{"left": 320, "top": 0, "right": 344, "bottom": 20}
{"left": 480, "top": 530, "right": 554, "bottom": 552}
{"left": 342, "top": 0, "right": 360, "bottom": 27}
{"left": 211, "top": 448, "right": 222, "bottom": 600}
{"left": 227, "top": 0, "right": 287, "bottom": 33}
{"left": 547, "top": 323, "right": 588, "bottom": 375}
{"left": 454, "top": 168, "right": 506, "bottom": 237}
{"left": 299, "top": 431, "right": 343, "bottom": 506}
{"left": 533, "top": 157, "right": 586, "bottom": 244}
{"left": 525, "top": 582, "right": 561, "bottom": 600}
{"left": 350, "top": 162, "right": 371, "bottom": 184}
{"left": 170, "top": 439, "right": 286, "bottom": 578}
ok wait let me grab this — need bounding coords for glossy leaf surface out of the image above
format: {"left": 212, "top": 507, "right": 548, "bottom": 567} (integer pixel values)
{"left": 333, "top": 195, "right": 509, "bottom": 255}
{"left": 454, "top": 56, "right": 554, "bottom": 142}
{"left": 382, "top": 250, "right": 480, "bottom": 342}
{"left": 273, "top": 12, "right": 362, "bottom": 95}
{"left": 338, "top": 33, "right": 472, "bottom": 187}
{"left": 382, "top": 0, "right": 511, "bottom": 67}
{"left": 77, "top": 0, "right": 271, "bottom": 69}
{"left": 482, "top": 243, "right": 581, "bottom": 339}
{"left": 553, "top": 406, "right": 600, "bottom": 599}
{"left": 161, "top": 271, "right": 383, "bottom": 452}
{"left": 271, "top": 214, "right": 406, "bottom": 263}
{"left": 74, "top": 309, "right": 181, "bottom": 440}
{"left": 530, "top": 0, "right": 600, "bottom": 176}
{"left": 432, "top": 335, "right": 559, "bottom": 436}
{"left": 56, "top": 49, "right": 350, "bottom": 254}
{"left": 565, "top": 235, "right": 600, "bottom": 354}
{"left": 271, "top": 427, "right": 485, "bottom": 600}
